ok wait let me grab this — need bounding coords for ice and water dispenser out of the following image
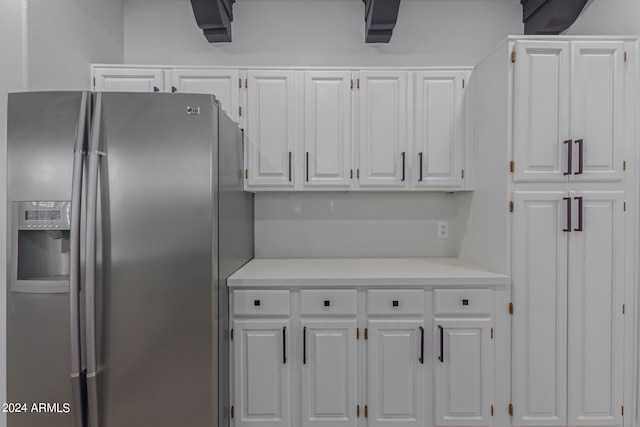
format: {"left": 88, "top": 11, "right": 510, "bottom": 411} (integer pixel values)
{"left": 12, "top": 201, "right": 71, "bottom": 292}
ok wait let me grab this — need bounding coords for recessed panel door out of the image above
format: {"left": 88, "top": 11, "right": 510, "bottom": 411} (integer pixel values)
{"left": 93, "top": 67, "right": 165, "bottom": 92}
{"left": 171, "top": 68, "right": 240, "bottom": 122}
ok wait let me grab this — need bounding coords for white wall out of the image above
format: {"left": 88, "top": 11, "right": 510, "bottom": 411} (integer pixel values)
{"left": 565, "top": 0, "right": 640, "bottom": 35}
{"left": 124, "top": 0, "right": 523, "bottom": 66}
{"left": 0, "top": 1, "right": 124, "bottom": 425}
{"left": 254, "top": 192, "right": 471, "bottom": 258}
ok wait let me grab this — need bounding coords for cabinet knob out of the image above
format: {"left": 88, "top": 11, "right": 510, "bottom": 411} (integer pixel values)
{"left": 254, "top": 300, "right": 261, "bottom": 307}
{"left": 324, "top": 300, "right": 331, "bottom": 307}
{"left": 462, "top": 299, "right": 469, "bottom": 306}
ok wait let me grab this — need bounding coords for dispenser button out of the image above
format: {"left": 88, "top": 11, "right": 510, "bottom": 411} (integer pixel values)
{"left": 26, "top": 224, "right": 31, "bottom": 228}
{"left": 55, "top": 224, "right": 59, "bottom": 228}
{"left": 38, "top": 224, "right": 42, "bottom": 228}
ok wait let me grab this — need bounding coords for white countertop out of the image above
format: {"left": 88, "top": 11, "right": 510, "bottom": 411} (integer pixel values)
{"left": 227, "top": 257, "right": 510, "bottom": 287}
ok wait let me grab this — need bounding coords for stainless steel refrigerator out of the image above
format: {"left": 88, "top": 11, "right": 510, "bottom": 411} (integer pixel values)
{"left": 6, "top": 91, "right": 254, "bottom": 427}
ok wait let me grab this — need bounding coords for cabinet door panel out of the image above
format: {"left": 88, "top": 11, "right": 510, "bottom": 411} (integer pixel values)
{"left": 304, "top": 71, "right": 352, "bottom": 188}
{"left": 512, "top": 192, "right": 568, "bottom": 426}
{"left": 570, "top": 42, "right": 624, "bottom": 182}
{"left": 513, "top": 41, "right": 570, "bottom": 182}
{"left": 246, "top": 71, "right": 296, "bottom": 188}
{"left": 358, "top": 71, "right": 408, "bottom": 188}
{"left": 233, "top": 320, "right": 290, "bottom": 427}
{"left": 367, "top": 319, "right": 424, "bottom": 426}
{"left": 434, "top": 319, "right": 491, "bottom": 427}
{"left": 414, "top": 71, "right": 464, "bottom": 188}
{"left": 171, "top": 69, "right": 240, "bottom": 122}
{"left": 567, "top": 191, "right": 624, "bottom": 425}
{"left": 93, "top": 67, "right": 164, "bottom": 92}
{"left": 301, "top": 320, "right": 357, "bottom": 427}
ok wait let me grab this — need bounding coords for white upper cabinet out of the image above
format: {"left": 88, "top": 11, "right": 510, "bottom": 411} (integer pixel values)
{"left": 513, "top": 40, "right": 625, "bottom": 183}
{"left": 245, "top": 70, "right": 297, "bottom": 188}
{"left": 303, "top": 71, "right": 353, "bottom": 189}
{"left": 93, "top": 67, "right": 165, "bottom": 92}
{"left": 413, "top": 71, "right": 465, "bottom": 189}
{"left": 357, "top": 71, "right": 409, "bottom": 189}
{"left": 513, "top": 41, "right": 571, "bottom": 182}
{"left": 170, "top": 68, "right": 240, "bottom": 123}
{"left": 570, "top": 42, "right": 625, "bottom": 182}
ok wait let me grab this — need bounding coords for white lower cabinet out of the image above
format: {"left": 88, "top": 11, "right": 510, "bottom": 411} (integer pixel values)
{"left": 231, "top": 287, "right": 496, "bottom": 427}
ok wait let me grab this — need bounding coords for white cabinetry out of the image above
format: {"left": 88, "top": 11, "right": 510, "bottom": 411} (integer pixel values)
{"left": 303, "top": 71, "right": 353, "bottom": 189}
{"left": 512, "top": 40, "right": 625, "bottom": 182}
{"left": 413, "top": 71, "right": 465, "bottom": 189}
{"left": 245, "top": 70, "right": 298, "bottom": 188}
{"left": 170, "top": 68, "right": 240, "bottom": 123}
{"left": 433, "top": 289, "right": 492, "bottom": 427}
{"left": 93, "top": 67, "right": 164, "bottom": 92}
{"left": 357, "top": 71, "right": 408, "bottom": 189}
{"left": 232, "top": 291, "right": 291, "bottom": 427}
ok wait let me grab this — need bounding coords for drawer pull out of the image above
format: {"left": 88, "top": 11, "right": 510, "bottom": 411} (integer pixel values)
{"left": 283, "top": 327, "right": 287, "bottom": 364}
{"left": 254, "top": 300, "right": 261, "bottom": 307}
{"left": 392, "top": 300, "right": 399, "bottom": 307}
{"left": 462, "top": 299, "right": 469, "bottom": 306}
{"left": 303, "top": 326, "right": 307, "bottom": 365}
{"left": 419, "top": 326, "right": 424, "bottom": 364}
{"left": 438, "top": 325, "right": 444, "bottom": 363}
{"left": 324, "top": 300, "right": 331, "bottom": 307}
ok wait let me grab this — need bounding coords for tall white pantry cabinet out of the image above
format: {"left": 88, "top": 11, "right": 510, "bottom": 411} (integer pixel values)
{"left": 471, "top": 36, "right": 637, "bottom": 427}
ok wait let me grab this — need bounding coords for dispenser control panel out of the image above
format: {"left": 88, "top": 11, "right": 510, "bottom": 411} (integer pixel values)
{"left": 18, "top": 201, "right": 71, "bottom": 230}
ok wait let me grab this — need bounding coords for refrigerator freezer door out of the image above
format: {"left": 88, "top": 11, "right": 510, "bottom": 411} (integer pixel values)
{"left": 90, "top": 93, "right": 218, "bottom": 427}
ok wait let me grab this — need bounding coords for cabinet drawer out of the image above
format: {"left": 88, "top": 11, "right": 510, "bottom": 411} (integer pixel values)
{"left": 300, "top": 290, "right": 357, "bottom": 316}
{"left": 232, "top": 290, "right": 290, "bottom": 317}
{"left": 433, "top": 289, "right": 492, "bottom": 315}
{"left": 367, "top": 290, "right": 424, "bottom": 316}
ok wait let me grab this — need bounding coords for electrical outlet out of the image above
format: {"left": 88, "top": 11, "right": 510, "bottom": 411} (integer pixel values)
{"left": 437, "top": 221, "right": 449, "bottom": 239}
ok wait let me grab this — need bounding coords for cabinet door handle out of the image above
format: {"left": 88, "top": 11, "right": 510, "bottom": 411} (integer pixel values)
{"left": 563, "top": 197, "right": 572, "bottom": 232}
{"left": 418, "top": 152, "right": 423, "bottom": 182}
{"left": 401, "top": 152, "right": 406, "bottom": 182}
{"left": 563, "top": 139, "right": 573, "bottom": 175}
{"left": 574, "top": 139, "right": 583, "bottom": 175}
{"left": 574, "top": 196, "right": 583, "bottom": 232}
{"left": 288, "top": 152, "right": 292, "bottom": 182}
{"left": 303, "top": 326, "right": 307, "bottom": 365}
{"left": 283, "top": 326, "right": 287, "bottom": 364}
{"left": 438, "top": 325, "right": 444, "bottom": 363}
{"left": 419, "top": 326, "right": 424, "bottom": 364}
{"left": 305, "top": 152, "right": 309, "bottom": 182}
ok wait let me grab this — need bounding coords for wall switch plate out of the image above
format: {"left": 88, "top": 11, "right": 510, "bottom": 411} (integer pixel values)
{"left": 437, "top": 221, "right": 449, "bottom": 239}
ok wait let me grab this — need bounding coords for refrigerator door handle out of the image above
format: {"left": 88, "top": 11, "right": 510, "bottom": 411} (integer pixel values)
{"left": 85, "top": 93, "right": 104, "bottom": 427}
{"left": 70, "top": 92, "right": 89, "bottom": 427}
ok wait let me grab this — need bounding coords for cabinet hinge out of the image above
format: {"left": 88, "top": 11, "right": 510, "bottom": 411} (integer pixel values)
{"left": 364, "top": 328, "right": 368, "bottom": 340}
{"left": 357, "top": 169, "right": 360, "bottom": 179}
{"left": 245, "top": 169, "right": 248, "bottom": 179}
{"left": 624, "top": 202, "right": 627, "bottom": 212}
{"left": 357, "top": 79, "right": 360, "bottom": 89}
{"left": 245, "top": 79, "right": 248, "bottom": 88}
{"left": 491, "top": 328, "right": 494, "bottom": 339}
{"left": 511, "top": 51, "right": 516, "bottom": 63}
{"left": 357, "top": 405, "right": 360, "bottom": 417}
{"left": 509, "top": 201, "right": 514, "bottom": 213}
{"left": 356, "top": 328, "right": 360, "bottom": 339}
{"left": 351, "top": 79, "right": 354, "bottom": 90}
{"left": 624, "top": 52, "right": 627, "bottom": 62}
{"left": 153, "top": 86, "right": 160, "bottom": 92}
{"left": 461, "top": 169, "right": 465, "bottom": 179}
{"left": 93, "top": 77, "right": 96, "bottom": 87}
{"left": 509, "top": 403, "right": 513, "bottom": 416}
{"left": 623, "top": 160, "right": 626, "bottom": 171}
{"left": 622, "top": 406, "right": 624, "bottom": 416}
{"left": 509, "top": 303, "right": 514, "bottom": 315}
{"left": 491, "top": 405, "right": 494, "bottom": 417}
{"left": 230, "top": 329, "right": 234, "bottom": 341}
{"left": 623, "top": 304, "right": 625, "bottom": 314}
{"left": 365, "top": 405, "right": 368, "bottom": 418}
{"left": 238, "top": 78, "right": 242, "bottom": 88}
{"left": 350, "top": 169, "right": 354, "bottom": 179}
{"left": 510, "top": 160, "right": 514, "bottom": 173}
{"left": 231, "top": 405, "right": 234, "bottom": 418}
{"left": 462, "top": 79, "right": 465, "bottom": 89}
{"left": 239, "top": 106, "right": 242, "bottom": 117}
